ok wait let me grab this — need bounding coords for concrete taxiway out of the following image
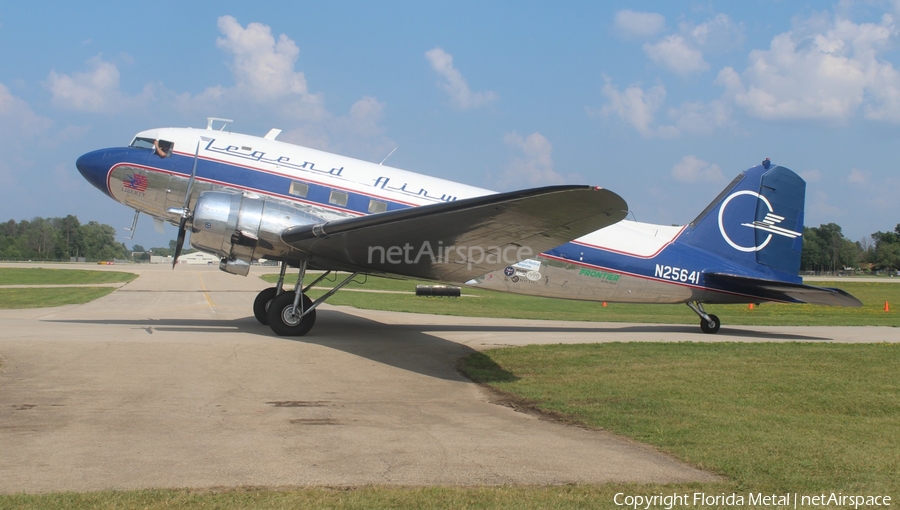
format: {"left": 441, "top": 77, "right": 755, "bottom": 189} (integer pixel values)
{"left": 1, "top": 264, "right": 897, "bottom": 493}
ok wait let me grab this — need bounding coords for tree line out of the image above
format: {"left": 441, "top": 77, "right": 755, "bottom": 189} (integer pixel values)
{"left": 802, "top": 223, "right": 900, "bottom": 274}
{"left": 1, "top": 216, "right": 129, "bottom": 261}
{"left": 0, "top": 216, "right": 180, "bottom": 262}
{"left": 1, "top": 215, "right": 899, "bottom": 273}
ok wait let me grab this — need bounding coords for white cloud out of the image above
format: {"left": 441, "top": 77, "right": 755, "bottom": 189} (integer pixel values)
{"left": 633, "top": 13, "right": 739, "bottom": 75}
{"left": 598, "top": 22, "right": 742, "bottom": 138}
{"left": 333, "top": 96, "right": 394, "bottom": 157}
{"left": 199, "top": 17, "right": 390, "bottom": 157}
{"left": 595, "top": 78, "right": 679, "bottom": 138}
{"left": 216, "top": 16, "right": 315, "bottom": 103}
{"left": 800, "top": 169, "right": 823, "bottom": 183}
{"left": 666, "top": 99, "right": 731, "bottom": 134}
{"left": 614, "top": 10, "right": 665, "bottom": 39}
{"left": 0, "top": 83, "right": 53, "bottom": 139}
{"left": 425, "top": 47, "right": 497, "bottom": 110}
{"left": 0, "top": 83, "right": 54, "bottom": 189}
{"left": 807, "top": 189, "right": 845, "bottom": 219}
{"left": 279, "top": 95, "right": 394, "bottom": 159}
{"left": 497, "top": 132, "right": 567, "bottom": 188}
{"left": 671, "top": 155, "right": 724, "bottom": 183}
{"left": 682, "top": 14, "right": 745, "bottom": 54}
{"left": 643, "top": 35, "right": 709, "bottom": 75}
{"left": 847, "top": 167, "right": 871, "bottom": 185}
{"left": 46, "top": 56, "right": 153, "bottom": 113}
{"left": 718, "top": 13, "right": 900, "bottom": 122}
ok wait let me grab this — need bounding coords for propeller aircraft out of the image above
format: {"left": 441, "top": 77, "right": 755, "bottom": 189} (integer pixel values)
{"left": 75, "top": 118, "right": 861, "bottom": 336}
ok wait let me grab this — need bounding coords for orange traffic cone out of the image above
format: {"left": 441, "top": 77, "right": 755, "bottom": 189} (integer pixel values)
{"left": 602, "top": 302, "right": 607, "bottom": 307}
{"left": 748, "top": 303, "right": 754, "bottom": 310}
{"left": 886, "top": 301, "right": 891, "bottom": 312}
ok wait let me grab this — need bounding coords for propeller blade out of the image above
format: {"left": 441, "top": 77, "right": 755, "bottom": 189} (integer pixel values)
{"left": 173, "top": 218, "right": 187, "bottom": 268}
{"left": 173, "top": 139, "right": 202, "bottom": 269}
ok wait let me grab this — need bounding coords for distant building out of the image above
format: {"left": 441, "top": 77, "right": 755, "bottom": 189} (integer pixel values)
{"left": 149, "top": 255, "right": 174, "bottom": 264}
{"left": 178, "top": 252, "right": 219, "bottom": 265}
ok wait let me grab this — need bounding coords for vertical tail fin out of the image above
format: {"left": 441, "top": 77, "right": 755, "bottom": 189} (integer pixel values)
{"left": 676, "top": 160, "right": 805, "bottom": 279}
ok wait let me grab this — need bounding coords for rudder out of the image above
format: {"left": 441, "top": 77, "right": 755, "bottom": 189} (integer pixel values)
{"left": 677, "top": 160, "right": 805, "bottom": 279}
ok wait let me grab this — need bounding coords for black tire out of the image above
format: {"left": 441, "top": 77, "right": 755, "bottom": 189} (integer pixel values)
{"left": 700, "top": 314, "right": 721, "bottom": 334}
{"left": 253, "top": 287, "right": 278, "bottom": 325}
{"left": 267, "top": 292, "right": 316, "bottom": 336}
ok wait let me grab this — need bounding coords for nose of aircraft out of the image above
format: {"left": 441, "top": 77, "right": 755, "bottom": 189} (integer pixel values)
{"left": 76, "top": 149, "right": 112, "bottom": 197}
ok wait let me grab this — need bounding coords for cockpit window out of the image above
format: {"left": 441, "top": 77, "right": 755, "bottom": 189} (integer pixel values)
{"left": 130, "top": 137, "right": 173, "bottom": 158}
{"left": 130, "top": 137, "right": 156, "bottom": 150}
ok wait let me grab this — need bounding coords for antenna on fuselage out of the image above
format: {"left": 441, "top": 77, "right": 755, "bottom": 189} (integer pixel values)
{"left": 206, "top": 117, "right": 234, "bottom": 131}
{"left": 379, "top": 148, "right": 397, "bottom": 166}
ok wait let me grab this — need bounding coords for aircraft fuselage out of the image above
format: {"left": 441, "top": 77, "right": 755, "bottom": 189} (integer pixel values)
{"left": 77, "top": 126, "right": 802, "bottom": 307}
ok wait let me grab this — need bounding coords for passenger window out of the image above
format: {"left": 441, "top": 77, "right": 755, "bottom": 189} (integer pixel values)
{"left": 328, "top": 190, "right": 348, "bottom": 207}
{"left": 289, "top": 182, "right": 309, "bottom": 197}
{"left": 368, "top": 199, "right": 387, "bottom": 213}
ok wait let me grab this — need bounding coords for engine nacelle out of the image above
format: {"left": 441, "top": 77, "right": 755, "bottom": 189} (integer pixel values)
{"left": 190, "top": 191, "right": 322, "bottom": 276}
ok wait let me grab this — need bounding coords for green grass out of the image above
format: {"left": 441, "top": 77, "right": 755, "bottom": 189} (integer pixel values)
{"left": 0, "top": 287, "right": 119, "bottom": 308}
{"left": 0, "top": 268, "right": 135, "bottom": 308}
{"left": 261, "top": 273, "right": 900, "bottom": 327}
{"left": 0, "top": 484, "right": 731, "bottom": 510}
{"left": 0, "top": 268, "right": 136, "bottom": 285}
{"left": 460, "top": 342, "right": 900, "bottom": 495}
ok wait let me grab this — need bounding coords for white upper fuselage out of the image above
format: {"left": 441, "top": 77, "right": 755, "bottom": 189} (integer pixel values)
{"left": 134, "top": 126, "right": 682, "bottom": 256}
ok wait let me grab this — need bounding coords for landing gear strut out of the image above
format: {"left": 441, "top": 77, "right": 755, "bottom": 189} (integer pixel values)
{"left": 259, "top": 260, "right": 360, "bottom": 336}
{"left": 687, "top": 301, "right": 720, "bottom": 334}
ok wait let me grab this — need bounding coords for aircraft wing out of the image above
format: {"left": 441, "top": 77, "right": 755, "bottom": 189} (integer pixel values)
{"left": 281, "top": 185, "right": 628, "bottom": 283}
{"left": 705, "top": 273, "right": 863, "bottom": 307}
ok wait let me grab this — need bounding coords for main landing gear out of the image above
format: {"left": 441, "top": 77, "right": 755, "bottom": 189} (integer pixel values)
{"left": 687, "top": 301, "right": 720, "bottom": 334}
{"left": 252, "top": 260, "right": 359, "bottom": 336}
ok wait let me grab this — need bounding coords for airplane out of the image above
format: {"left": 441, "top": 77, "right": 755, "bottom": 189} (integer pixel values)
{"left": 75, "top": 117, "right": 861, "bottom": 336}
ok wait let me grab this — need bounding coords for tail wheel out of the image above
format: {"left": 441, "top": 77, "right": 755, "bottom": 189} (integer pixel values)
{"left": 700, "top": 314, "right": 721, "bottom": 334}
{"left": 267, "top": 292, "right": 316, "bottom": 336}
{"left": 253, "top": 287, "right": 278, "bottom": 325}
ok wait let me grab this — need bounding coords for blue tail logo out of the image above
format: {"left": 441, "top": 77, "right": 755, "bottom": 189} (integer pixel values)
{"left": 678, "top": 162, "right": 806, "bottom": 278}
{"left": 718, "top": 190, "right": 802, "bottom": 253}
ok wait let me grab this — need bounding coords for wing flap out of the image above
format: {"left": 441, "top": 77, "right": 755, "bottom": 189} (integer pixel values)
{"left": 705, "top": 273, "right": 862, "bottom": 307}
{"left": 282, "top": 185, "right": 628, "bottom": 282}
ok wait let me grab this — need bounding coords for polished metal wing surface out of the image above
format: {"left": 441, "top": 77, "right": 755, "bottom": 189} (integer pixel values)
{"left": 281, "top": 185, "right": 628, "bottom": 282}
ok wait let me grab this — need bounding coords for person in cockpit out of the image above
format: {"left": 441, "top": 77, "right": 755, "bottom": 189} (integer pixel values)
{"left": 153, "top": 139, "right": 173, "bottom": 158}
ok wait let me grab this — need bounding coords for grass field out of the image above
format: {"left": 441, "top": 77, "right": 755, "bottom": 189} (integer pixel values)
{"left": 0, "top": 484, "right": 731, "bottom": 510}
{"left": 0, "top": 268, "right": 137, "bottom": 285}
{"left": 0, "top": 268, "right": 136, "bottom": 308}
{"left": 262, "top": 273, "right": 899, "bottom": 327}
{"left": 461, "top": 343, "right": 900, "bottom": 495}
{"left": 0, "top": 287, "right": 119, "bottom": 308}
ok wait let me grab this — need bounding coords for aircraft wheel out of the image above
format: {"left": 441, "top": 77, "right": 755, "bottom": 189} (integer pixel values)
{"left": 267, "top": 292, "right": 316, "bottom": 336}
{"left": 253, "top": 287, "right": 278, "bottom": 325}
{"left": 700, "top": 314, "right": 721, "bottom": 334}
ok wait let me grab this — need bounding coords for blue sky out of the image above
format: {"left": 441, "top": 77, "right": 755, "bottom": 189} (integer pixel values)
{"left": 1, "top": 1, "right": 899, "bottom": 249}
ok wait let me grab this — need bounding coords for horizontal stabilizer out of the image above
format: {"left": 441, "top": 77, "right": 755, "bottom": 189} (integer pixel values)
{"left": 705, "top": 273, "right": 862, "bottom": 307}
{"left": 282, "top": 185, "right": 628, "bottom": 283}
